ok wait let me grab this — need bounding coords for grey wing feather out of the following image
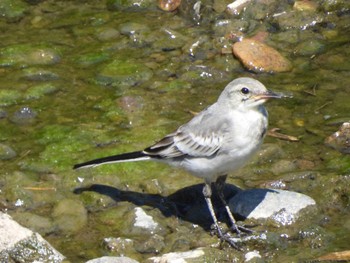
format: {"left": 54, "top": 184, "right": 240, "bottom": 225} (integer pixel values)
{"left": 144, "top": 131, "right": 223, "bottom": 158}
{"left": 144, "top": 104, "right": 227, "bottom": 158}
{"left": 174, "top": 131, "right": 222, "bottom": 157}
{"left": 144, "top": 106, "right": 226, "bottom": 158}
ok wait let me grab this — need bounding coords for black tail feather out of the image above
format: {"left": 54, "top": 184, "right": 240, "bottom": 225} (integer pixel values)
{"left": 73, "top": 151, "right": 148, "bottom": 169}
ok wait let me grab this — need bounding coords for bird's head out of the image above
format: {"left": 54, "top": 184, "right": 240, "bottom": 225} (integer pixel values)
{"left": 218, "top": 77, "right": 284, "bottom": 110}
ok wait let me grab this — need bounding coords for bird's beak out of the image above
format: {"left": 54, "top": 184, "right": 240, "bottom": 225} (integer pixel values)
{"left": 253, "top": 90, "right": 288, "bottom": 101}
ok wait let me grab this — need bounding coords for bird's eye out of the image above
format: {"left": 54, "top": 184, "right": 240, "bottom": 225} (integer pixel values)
{"left": 241, "top": 87, "right": 249, "bottom": 94}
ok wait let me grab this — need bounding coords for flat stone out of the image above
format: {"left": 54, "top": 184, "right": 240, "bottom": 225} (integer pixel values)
{"left": 232, "top": 38, "right": 292, "bottom": 73}
{"left": 229, "top": 189, "right": 316, "bottom": 225}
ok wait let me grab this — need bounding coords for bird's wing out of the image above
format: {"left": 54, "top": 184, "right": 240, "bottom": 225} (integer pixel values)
{"left": 143, "top": 130, "right": 223, "bottom": 158}
{"left": 144, "top": 106, "right": 228, "bottom": 159}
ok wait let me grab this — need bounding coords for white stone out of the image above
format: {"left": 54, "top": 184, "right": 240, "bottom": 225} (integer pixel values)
{"left": 229, "top": 189, "right": 316, "bottom": 224}
{"left": 148, "top": 248, "right": 205, "bottom": 263}
{"left": 86, "top": 256, "right": 139, "bottom": 263}
{"left": 133, "top": 207, "right": 158, "bottom": 231}
{"left": 245, "top": 250, "right": 261, "bottom": 262}
{"left": 0, "top": 212, "right": 33, "bottom": 249}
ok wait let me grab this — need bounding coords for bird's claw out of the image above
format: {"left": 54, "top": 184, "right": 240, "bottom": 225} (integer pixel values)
{"left": 231, "top": 224, "right": 254, "bottom": 236}
{"left": 210, "top": 224, "right": 242, "bottom": 250}
{"left": 219, "top": 233, "right": 242, "bottom": 250}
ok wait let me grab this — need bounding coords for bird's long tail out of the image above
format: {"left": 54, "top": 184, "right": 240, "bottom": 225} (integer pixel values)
{"left": 73, "top": 151, "right": 151, "bottom": 169}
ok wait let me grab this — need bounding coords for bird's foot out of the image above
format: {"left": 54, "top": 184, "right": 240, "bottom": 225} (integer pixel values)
{"left": 210, "top": 224, "right": 242, "bottom": 250}
{"left": 231, "top": 223, "right": 254, "bottom": 237}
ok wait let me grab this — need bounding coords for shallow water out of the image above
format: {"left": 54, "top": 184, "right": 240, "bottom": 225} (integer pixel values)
{"left": 0, "top": 0, "right": 349, "bottom": 262}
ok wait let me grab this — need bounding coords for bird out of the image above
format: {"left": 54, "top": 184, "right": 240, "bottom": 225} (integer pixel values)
{"left": 73, "top": 77, "right": 283, "bottom": 248}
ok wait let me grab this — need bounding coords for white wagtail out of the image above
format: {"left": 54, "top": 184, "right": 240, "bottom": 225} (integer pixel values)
{"left": 74, "top": 77, "right": 283, "bottom": 248}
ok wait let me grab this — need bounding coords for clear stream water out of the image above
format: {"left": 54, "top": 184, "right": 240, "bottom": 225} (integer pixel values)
{"left": 0, "top": 0, "right": 349, "bottom": 262}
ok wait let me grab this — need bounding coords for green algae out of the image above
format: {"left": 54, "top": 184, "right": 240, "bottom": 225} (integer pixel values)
{"left": 0, "top": 89, "right": 21, "bottom": 106}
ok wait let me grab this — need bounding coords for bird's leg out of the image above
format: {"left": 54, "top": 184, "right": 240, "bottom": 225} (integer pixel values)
{"left": 203, "top": 183, "right": 240, "bottom": 249}
{"left": 215, "top": 175, "right": 253, "bottom": 235}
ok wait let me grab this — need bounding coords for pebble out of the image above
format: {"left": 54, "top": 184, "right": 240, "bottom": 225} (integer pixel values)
{"left": 96, "top": 27, "right": 120, "bottom": 41}
{"left": 152, "top": 28, "right": 189, "bottom": 51}
{"left": 96, "top": 59, "right": 153, "bottom": 87}
{"left": 0, "top": 109, "right": 7, "bottom": 119}
{"left": 0, "top": 44, "right": 60, "bottom": 67}
{"left": 158, "top": 0, "right": 181, "bottom": 12}
{"left": 270, "top": 159, "right": 298, "bottom": 175}
{"left": 325, "top": 122, "right": 350, "bottom": 154}
{"left": 315, "top": 52, "right": 350, "bottom": 71}
{"left": 11, "top": 212, "right": 53, "bottom": 235}
{"left": 25, "top": 83, "right": 58, "bottom": 100}
{"left": 107, "top": 0, "right": 157, "bottom": 11}
{"left": 86, "top": 256, "right": 139, "bottom": 263}
{"left": 10, "top": 106, "right": 37, "bottom": 125}
{"left": 134, "top": 234, "right": 165, "bottom": 254}
{"left": 52, "top": 198, "right": 88, "bottom": 233}
{"left": 0, "top": 143, "right": 16, "bottom": 160}
{"left": 119, "top": 22, "right": 150, "bottom": 36}
{"left": 320, "top": 0, "right": 350, "bottom": 12}
{"left": 226, "top": 0, "right": 251, "bottom": 16}
{"left": 293, "top": 0, "right": 318, "bottom": 12}
{"left": 133, "top": 207, "right": 159, "bottom": 232}
{"left": 229, "top": 189, "right": 316, "bottom": 225}
{"left": 232, "top": 38, "right": 292, "bottom": 73}
{"left": 245, "top": 250, "right": 262, "bottom": 262}
{"left": 21, "top": 68, "right": 60, "bottom": 81}
{"left": 102, "top": 237, "right": 134, "bottom": 253}
{"left": 0, "top": 89, "right": 21, "bottom": 106}
{"left": 294, "top": 39, "right": 325, "bottom": 56}
{"left": 0, "top": 0, "right": 29, "bottom": 22}
{"left": 147, "top": 248, "right": 205, "bottom": 263}
{"left": 271, "top": 10, "right": 324, "bottom": 31}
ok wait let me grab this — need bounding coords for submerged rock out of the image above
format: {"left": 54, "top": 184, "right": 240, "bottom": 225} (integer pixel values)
{"left": 52, "top": 199, "right": 88, "bottom": 233}
{"left": 325, "top": 122, "right": 350, "bottom": 154}
{"left": 229, "top": 189, "right": 316, "bottom": 226}
{"left": 107, "top": 0, "right": 157, "bottom": 11}
{"left": 232, "top": 38, "right": 292, "bottom": 73}
{"left": 25, "top": 83, "right": 58, "bottom": 100}
{"left": 0, "top": 143, "right": 16, "bottom": 160}
{"left": 10, "top": 106, "right": 37, "bottom": 125}
{"left": 0, "top": 44, "right": 60, "bottom": 67}
{"left": 0, "top": 0, "right": 29, "bottom": 22}
{"left": 0, "top": 89, "right": 21, "bottom": 106}
{"left": 102, "top": 237, "right": 134, "bottom": 254}
{"left": 270, "top": 10, "right": 324, "bottom": 31}
{"left": 96, "top": 59, "right": 153, "bottom": 87}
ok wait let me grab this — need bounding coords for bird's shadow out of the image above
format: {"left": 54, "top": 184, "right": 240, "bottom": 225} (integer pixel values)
{"left": 73, "top": 182, "right": 273, "bottom": 230}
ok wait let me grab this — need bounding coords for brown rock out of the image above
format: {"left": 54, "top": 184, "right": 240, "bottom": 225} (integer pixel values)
{"left": 232, "top": 38, "right": 292, "bottom": 73}
{"left": 158, "top": 0, "right": 181, "bottom": 11}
